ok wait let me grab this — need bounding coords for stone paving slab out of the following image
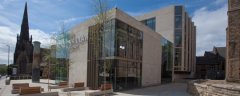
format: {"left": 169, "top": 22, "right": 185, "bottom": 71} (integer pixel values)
{"left": 0, "top": 78, "right": 191, "bottom": 96}
{"left": 115, "top": 83, "right": 191, "bottom": 96}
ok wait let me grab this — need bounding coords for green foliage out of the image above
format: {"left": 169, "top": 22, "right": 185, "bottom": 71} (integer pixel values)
{"left": 0, "top": 65, "right": 7, "bottom": 75}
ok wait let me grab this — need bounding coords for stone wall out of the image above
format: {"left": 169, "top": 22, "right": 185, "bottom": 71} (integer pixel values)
{"left": 187, "top": 80, "right": 240, "bottom": 96}
{"left": 226, "top": 0, "right": 240, "bottom": 82}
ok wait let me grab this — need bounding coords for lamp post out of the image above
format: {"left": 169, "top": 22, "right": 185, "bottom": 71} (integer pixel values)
{"left": 6, "top": 45, "right": 10, "bottom": 76}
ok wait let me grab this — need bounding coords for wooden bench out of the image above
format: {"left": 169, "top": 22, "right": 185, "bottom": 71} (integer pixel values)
{"left": 11, "top": 83, "right": 29, "bottom": 94}
{"left": 19, "top": 92, "right": 59, "bottom": 96}
{"left": 59, "top": 81, "right": 68, "bottom": 86}
{"left": 62, "top": 82, "right": 86, "bottom": 92}
{"left": 48, "top": 81, "right": 68, "bottom": 91}
{"left": 74, "top": 82, "right": 84, "bottom": 88}
{"left": 85, "top": 84, "right": 113, "bottom": 96}
{"left": 19, "top": 87, "right": 41, "bottom": 95}
{"left": 99, "top": 84, "right": 112, "bottom": 91}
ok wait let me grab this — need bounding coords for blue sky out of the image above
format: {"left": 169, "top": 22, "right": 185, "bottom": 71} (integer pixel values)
{"left": 0, "top": 0, "right": 228, "bottom": 64}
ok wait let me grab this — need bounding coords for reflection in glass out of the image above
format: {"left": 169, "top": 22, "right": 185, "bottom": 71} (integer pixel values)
{"left": 175, "top": 32, "right": 182, "bottom": 47}
{"left": 175, "top": 16, "right": 182, "bottom": 28}
{"left": 87, "top": 19, "right": 143, "bottom": 91}
{"left": 175, "top": 6, "right": 183, "bottom": 15}
{"left": 141, "top": 18, "right": 156, "bottom": 31}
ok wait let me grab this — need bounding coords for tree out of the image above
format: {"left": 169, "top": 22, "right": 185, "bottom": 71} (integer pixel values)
{"left": 0, "top": 65, "right": 7, "bottom": 75}
{"left": 55, "top": 23, "right": 71, "bottom": 82}
{"left": 92, "top": 0, "right": 112, "bottom": 91}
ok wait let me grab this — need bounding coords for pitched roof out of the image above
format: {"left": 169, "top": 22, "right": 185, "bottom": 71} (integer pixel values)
{"left": 196, "top": 47, "right": 226, "bottom": 65}
{"left": 215, "top": 47, "right": 226, "bottom": 58}
{"left": 196, "top": 52, "right": 218, "bottom": 65}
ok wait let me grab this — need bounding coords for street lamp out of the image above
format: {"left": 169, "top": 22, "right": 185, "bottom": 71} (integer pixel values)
{"left": 6, "top": 45, "right": 10, "bottom": 76}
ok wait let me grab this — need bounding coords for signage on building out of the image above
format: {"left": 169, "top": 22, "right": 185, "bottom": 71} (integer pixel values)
{"left": 70, "top": 35, "right": 88, "bottom": 50}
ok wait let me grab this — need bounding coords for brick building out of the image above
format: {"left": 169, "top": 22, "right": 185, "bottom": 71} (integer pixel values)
{"left": 196, "top": 47, "right": 225, "bottom": 79}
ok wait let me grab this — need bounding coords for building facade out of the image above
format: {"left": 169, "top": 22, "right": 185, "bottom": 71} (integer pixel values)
{"left": 69, "top": 8, "right": 164, "bottom": 91}
{"left": 135, "top": 5, "right": 196, "bottom": 81}
{"left": 196, "top": 47, "right": 225, "bottom": 79}
{"left": 69, "top": 5, "right": 196, "bottom": 91}
{"left": 14, "top": 3, "right": 33, "bottom": 75}
{"left": 226, "top": 0, "right": 240, "bottom": 82}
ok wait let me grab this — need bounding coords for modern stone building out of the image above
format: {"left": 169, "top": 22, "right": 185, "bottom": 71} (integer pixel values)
{"left": 226, "top": 0, "right": 240, "bottom": 82}
{"left": 69, "top": 5, "right": 196, "bottom": 91}
{"left": 14, "top": 3, "right": 33, "bottom": 75}
{"left": 136, "top": 5, "right": 196, "bottom": 81}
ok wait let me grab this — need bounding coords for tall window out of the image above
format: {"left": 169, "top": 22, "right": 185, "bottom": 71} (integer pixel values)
{"left": 141, "top": 17, "right": 156, "bottom": 31}
{"left": 87, "top": 19, "right": 143, "bottom": 91}
{"left": 175, "top": 6, "right": 182, "bottom": 15}
{"left": 174, "top": 6, "right": 183, "bottom": 71}
{"left": 175, "top": 16, "right": 182, "bottom": 28}
{"left": 175, "top": 31, "right": 182, "bottom": 47}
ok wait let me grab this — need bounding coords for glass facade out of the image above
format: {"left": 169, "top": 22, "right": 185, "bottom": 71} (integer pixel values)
{"left": 174, "top": 6, "right": 183, "bottom": 71}
{"left": 175, "top": 31, "right": 182, "bottom": 47}
{"left": 141, "top": 17, "right": 156, "bottom": 31}
{"left": 87, "top": 19, "right": 143, "bottom": 91}
{"left": 161, "top": 38, "right": 173, "bottom": 71}
{"left": 161, "top": 37, "right": 173, "bottom": 79}
{"left": 175, "top": 16, "right": 182, "bottom": 28}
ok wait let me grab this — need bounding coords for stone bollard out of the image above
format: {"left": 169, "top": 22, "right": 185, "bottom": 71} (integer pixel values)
{"left": 32, "top": 41, "right": 41, "bottom": 83}
{"left": 5, "top": 77, "right": 10, "bottom": 85}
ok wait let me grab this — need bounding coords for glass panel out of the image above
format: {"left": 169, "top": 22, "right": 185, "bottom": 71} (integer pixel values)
{"left": 175, "top": 6, "right": 182, "bottom": 15}
{"left": 141, "top": 18, "right": 156, "bottom": 31}
{"left": 175, "top": 32, "right": 182, "bottom": 47}
{"left": 88, "top": 19, "right": 142, "bottom": 91}
{"left": 175, "top": 16, "right": 182, "bottom": 28}
{"left": 175, "top": 48, "right": 182, "bottom": 70}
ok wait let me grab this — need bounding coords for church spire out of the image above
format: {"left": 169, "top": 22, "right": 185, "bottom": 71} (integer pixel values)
{"left": 20, "top": 2, "right": 29, "bottom": 41}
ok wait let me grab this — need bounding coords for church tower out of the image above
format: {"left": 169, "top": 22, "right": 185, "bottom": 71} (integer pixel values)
{"left": 14, "top": 2, "right": 33, "bottom": 75}
{"left": 226, "top": 0, "right": 240, "bottom": 82}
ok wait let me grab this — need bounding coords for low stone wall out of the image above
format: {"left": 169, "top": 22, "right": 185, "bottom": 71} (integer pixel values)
{"left": 187, "top": 80, "right": 207, "bottom": 96}
{"left": 187, "top": 80, "right": 240, "bottom": 96}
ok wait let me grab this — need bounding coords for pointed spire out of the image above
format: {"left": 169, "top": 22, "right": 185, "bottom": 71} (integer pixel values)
{"left": 20, "top": 2, "right": 29, "bottom": 41}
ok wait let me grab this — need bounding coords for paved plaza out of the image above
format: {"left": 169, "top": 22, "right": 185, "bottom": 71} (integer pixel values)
{"left": 115, "top": 83, "right": 191, "bottom": 96}
{"left": 0, "top": 78, "right": 191, "bottom": 96}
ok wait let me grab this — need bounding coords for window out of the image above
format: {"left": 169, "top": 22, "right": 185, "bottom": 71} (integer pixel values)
{"left": 175, "top": 16, "right": 182, "bottom": 28}
{"left": 88, "top": 19, "right": 143, "bottom": 91}
{"left": 175, "top": 48, "right": 182, "bottom": 68}
{"left": 141, "top": 18, "right": 156, "bottom": 31}
{"left": 175, "top": 6, "right": 182, "bottom": 15}
{"left": 175, "top": 32, "right": 182, "bottom": 47}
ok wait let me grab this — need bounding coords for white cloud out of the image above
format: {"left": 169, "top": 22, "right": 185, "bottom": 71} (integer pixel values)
{"left": 0, "top": 15, "right": 19, "bottom": 29}
{"left": 193, "top": 4, "right": 227, "bottom": 56}
{"left": 62, "top": 15, "right": 93, "bottom": 24}
{"left": 30, "top": 29, "right": 52, "bottom": 48}
{"left": 214, "top": 0, "right": 227, "bottom": 5}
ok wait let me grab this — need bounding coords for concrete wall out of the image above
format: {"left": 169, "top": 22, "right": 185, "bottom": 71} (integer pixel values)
{"left": 116, "top": 9, "right": 162, "bottom": 86}
{"left": 135, "top": 6, "right": 196, "bottom": 79}
{"left": 69, "top": 19, "right": 93, "bottom": 86}
{"left": 69, "top": 9, "right": 116, "bottom": 86}
{"left": 135, "top": 6, "right": 175, "bottom": 43}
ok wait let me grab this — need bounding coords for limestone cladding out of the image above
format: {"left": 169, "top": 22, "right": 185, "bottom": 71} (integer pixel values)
{"left": 69, "top": 8, "right": 163, "bottom": 87}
